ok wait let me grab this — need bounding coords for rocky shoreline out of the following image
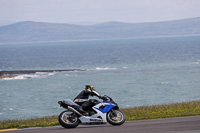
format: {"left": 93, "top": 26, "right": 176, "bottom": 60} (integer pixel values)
{"left": 0, "top": 75, "right": 16, "bottom": 79}
{"left": 0, "top": 69, "right": 86, "bottom": 79}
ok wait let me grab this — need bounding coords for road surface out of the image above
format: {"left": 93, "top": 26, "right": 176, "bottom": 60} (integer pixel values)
{"left": 1, "top": 116, "right": 200, "bottom": 133}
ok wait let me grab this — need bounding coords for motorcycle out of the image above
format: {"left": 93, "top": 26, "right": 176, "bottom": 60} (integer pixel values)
{"left": 58, "top": 95, "right": 125, "bottom": 128}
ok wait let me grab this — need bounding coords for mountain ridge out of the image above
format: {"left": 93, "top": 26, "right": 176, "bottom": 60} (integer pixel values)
{"left": 0, "top": 17, "right": 200, "bottom": 44}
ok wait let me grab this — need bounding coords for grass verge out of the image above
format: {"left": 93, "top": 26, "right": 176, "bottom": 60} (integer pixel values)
{"left": 1, "top": 101, "right": 200, "bottom": 129}
{"left": 121, "top": 100, "right": 200, "bottom": 121}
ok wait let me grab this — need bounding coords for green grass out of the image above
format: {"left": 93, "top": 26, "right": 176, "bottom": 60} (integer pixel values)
{"left": 1, "top": 101, "right": 200, "bottom": 129}
{"left": 121, "top": 101, "right": 200, "bottom": 121}
{"left": 0, "top": 116, "right": 59, "bottom": 130}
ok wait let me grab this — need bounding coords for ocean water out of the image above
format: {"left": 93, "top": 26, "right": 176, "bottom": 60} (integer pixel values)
{"left": 0, "top": 36, "right": 200, "bottom": 120}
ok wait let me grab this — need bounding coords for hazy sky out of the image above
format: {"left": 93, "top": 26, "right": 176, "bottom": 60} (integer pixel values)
{"left": 0, "top": 0, "right": 200, "bottom": 25}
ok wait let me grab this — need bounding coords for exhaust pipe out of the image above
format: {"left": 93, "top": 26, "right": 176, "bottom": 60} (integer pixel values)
{"left": 67, "top": 106, "right": 83, "bottom": 116}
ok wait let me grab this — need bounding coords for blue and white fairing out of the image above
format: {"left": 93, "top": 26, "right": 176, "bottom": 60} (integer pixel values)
{"left": 79, "top": 102, "right": 117, "bottom": 124}
{"left": 94, "top": 102, "right": 117, "bottom": 113}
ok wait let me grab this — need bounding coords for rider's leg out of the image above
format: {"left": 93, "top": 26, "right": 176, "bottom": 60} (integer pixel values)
{"left": 81, "top": 100, "right": 91, "bottom": 111}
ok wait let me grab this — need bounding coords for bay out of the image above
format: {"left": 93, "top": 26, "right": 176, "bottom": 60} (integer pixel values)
{"left": 0, "top": 36, "right": 200, "bottom": 120}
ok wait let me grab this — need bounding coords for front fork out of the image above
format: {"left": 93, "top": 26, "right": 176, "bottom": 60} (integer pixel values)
{"left": 110, "top": 109, "right": 117, "bottom": 117}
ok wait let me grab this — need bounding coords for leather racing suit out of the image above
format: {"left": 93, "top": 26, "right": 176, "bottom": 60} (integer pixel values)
{"left": 74, "top": 89, "right": 102, "bottom": 111}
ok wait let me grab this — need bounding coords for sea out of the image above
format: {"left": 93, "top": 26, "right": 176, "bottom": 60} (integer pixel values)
{"left": 0, "top": 36, "right": 200, "bottom": 121}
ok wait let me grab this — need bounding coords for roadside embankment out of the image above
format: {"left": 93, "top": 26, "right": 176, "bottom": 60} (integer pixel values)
{"left": 121, "top": 100, "right": 200, "bottom": 121}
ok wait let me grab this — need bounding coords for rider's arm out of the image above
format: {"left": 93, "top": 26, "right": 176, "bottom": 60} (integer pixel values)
{"left": 91, "top": 90, "right": 102, "bottom": 99}
{"left": 86, "top": 89, "right": 104, "bottom": 99}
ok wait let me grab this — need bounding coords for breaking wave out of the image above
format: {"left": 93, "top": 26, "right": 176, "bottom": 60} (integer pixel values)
{"left": 3, "top": 72, "right": 57, "bottom": 80}
{"left": 94, "top": 67, "right": 117, "bottom": 71}
{"left": 195, "top": 60, "right": 200, "bottom": 64}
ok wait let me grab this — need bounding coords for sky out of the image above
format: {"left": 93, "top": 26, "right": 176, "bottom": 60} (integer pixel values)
{"left": 0, "top": 0, "right": 200, "bottom": 25}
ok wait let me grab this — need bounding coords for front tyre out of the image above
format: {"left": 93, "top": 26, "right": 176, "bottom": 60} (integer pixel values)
{"left": 58, "top": 111, "right": 79, "bottom": 128}
{"left": 107, "top": 110, "right": 125, "bottom": 126}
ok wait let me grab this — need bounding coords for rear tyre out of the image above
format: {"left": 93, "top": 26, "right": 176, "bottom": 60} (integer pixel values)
{"left": 107, "top": 110, "right": 125, "bottom": 125}
{"left": 58, "top": 111, "right": 79, "bottom": 128}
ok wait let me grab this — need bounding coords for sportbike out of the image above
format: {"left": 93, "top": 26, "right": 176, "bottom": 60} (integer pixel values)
{"left": 58, "top": 95, "right": 125, "bottom": 128}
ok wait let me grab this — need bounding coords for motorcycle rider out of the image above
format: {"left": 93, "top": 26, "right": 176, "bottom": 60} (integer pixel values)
{"left": 74, "top": 85, "right": 105, "bottom": 114}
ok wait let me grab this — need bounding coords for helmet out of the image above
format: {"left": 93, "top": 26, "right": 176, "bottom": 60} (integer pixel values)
{"left": 85, "top": 85, "right": 95, "bottom": 91}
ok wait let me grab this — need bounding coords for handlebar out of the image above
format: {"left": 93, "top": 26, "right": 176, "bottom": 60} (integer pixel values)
{"left": 102, "top": 95, "right": 113, "bottom": 101}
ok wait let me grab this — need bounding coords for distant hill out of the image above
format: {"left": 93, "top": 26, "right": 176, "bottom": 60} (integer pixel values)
{"left": 0, "top": 17, "right": 200, "bottom": 43}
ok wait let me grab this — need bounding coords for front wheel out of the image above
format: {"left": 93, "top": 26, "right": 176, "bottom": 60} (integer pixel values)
{"left": 107, "top": 110, "right": 125, "bottom": 126}
{"left": 58, "top": 111, "right": 80, "bottom": 128}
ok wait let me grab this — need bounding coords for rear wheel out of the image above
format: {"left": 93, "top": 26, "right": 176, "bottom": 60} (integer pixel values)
{"left": 107, "top": 110, "right": 125, "bottom": 125}
{"left": 58, "top": 111, "right": 79, "bottom": 128}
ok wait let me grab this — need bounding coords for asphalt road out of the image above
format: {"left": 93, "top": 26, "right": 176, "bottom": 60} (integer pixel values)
{"left": 2, "top": 116, "right": 200, "bottom": 133}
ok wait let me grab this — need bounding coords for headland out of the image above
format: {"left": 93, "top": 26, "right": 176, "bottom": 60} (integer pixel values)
{"left": 0, "top": 69, "right": 86, "bottom": 79}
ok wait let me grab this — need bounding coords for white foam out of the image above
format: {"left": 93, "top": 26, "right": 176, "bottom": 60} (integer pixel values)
{"left": 2, "top": 71, "right": 57, "bottom": 80}
{"left": 3, "top": 74, "right": 42, "bottom": 80}
{"left": 95, "top": 67, "right": 117, "bottom": 71}
{"left": 36, "top": 72, "right": 56, "bottom": 76}
{"left": 18, "top": 74, "right": 39, "bottom": 79}
{"left": 196, "top": 60, "right": 200, "bottom": 64}
{"left": 192, "top": 60, "right": 200, "bottom": 64}
{"left": 3, "top": 76, "right": 24, "bottom": 80}
{"left": 35, "top": 72, "right": 47, "bottom": 74}
{"left": 161, "top": 82, "right": 169, "bottom": 84}
{"left": 48, "top": 73, "right": 54, "bottom": 76}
